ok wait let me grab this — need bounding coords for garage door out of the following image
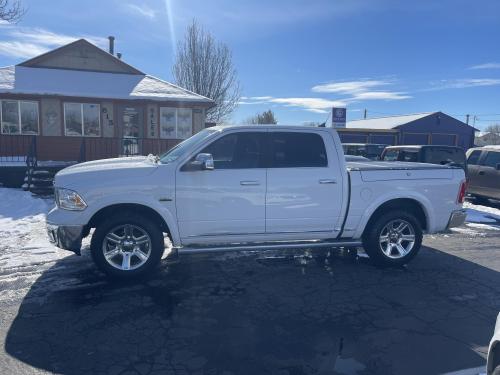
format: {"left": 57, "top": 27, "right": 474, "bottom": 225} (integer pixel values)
{"left": 403, "top": 133, "right": 429, "bottom": 145}
{"left": 431, "top": 133, "right": 456, "bottom": 146}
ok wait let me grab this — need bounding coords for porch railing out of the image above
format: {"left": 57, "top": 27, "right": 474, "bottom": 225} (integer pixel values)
{"left": 0, "top": 135, "right": 182, "bottom": 166}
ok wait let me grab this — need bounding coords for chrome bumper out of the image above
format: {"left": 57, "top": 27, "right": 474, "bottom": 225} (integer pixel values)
{"left": 47, "top": 223, "right": 84, "bottom": 255}
{"left": 447, "top": 209, "right": 467, "bottom": 229}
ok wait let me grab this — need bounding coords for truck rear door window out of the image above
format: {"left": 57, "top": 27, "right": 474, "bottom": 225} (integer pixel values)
{"left": 269, "top": 132, "right": 327, "bottom": 168}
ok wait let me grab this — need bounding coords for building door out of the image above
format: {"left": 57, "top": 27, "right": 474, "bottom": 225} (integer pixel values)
{"left": 117, "top": 105, "right": 144, "bottom": 156}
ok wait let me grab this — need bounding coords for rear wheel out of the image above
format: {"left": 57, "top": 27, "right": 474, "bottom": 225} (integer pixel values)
{"left": 91, "top": 213, "right": 165, "bottom": 278}
{"left": 363, "top": 210, "right": 423, "bottom": 266}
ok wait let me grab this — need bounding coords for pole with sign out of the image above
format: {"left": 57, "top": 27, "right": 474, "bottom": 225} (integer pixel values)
{"left": 331, "top": 107, "right": 346, "bottom": 128}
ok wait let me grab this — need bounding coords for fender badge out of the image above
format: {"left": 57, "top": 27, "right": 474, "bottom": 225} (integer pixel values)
{"left": 159, "top": 198, "right": 172, "bottom": 202}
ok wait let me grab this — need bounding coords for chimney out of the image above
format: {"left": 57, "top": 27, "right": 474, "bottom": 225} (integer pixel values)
{"left": 116, "top": 52, "right": 122, "bottom": 60}
{"left": 108, "top": 36, "right": 115, "bottom": 55}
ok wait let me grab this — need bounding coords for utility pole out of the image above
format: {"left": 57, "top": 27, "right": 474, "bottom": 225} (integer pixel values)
{"left": 465, "top": 114, "right": 470, "bottom": 125}
{"left": 364, "top": 109, "right": 367, "bottom": 119}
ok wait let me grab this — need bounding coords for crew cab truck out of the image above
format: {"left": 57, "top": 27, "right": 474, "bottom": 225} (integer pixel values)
{"left": 47, "top": 125, "right": 467, "bottom": 278}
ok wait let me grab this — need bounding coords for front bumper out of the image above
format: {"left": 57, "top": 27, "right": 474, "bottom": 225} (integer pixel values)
{"left": 47, "top": 223, "right": 84, "bottom": 255}
{"left": 447, "top": 209, "right": 467, "bottom": 229}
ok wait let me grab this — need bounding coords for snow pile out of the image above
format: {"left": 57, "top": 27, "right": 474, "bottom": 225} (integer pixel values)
{"left": 0, "top": 188, "right": 71, "bottom": 269}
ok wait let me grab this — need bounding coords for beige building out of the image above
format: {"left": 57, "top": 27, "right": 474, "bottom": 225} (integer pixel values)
{"left": 0, "top": 38, "right": 214, "bottom": 162}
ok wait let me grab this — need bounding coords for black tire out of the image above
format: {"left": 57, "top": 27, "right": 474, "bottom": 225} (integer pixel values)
{"left": 362, "top": 210, "right": 423, "bottom": 267}
{"left": 90, "top": 212, "right": 165, "bottom": 278}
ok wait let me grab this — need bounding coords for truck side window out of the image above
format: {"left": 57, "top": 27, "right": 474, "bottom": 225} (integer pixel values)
{"left": 467, "top": 150, "right": 481, "bottom": 165}
{"left": 270, "top": 132, "right": 327, "bottom": 168}
{"left": 483, "top": 151, "right": 500, "bottom": 168}
{"left": 201, "top": 132, "right": 265, "bottom": 169}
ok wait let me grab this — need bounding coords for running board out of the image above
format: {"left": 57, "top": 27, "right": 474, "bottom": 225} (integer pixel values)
{"left": 177, "top": 240, "right": 362, "bottom": 254}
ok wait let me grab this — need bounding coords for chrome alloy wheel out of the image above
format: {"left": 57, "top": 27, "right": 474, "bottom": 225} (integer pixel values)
{"left": 378, "top": 219, "right": 416, "bottom": 259}
{"left": 102, "top": 224, "right": 152, "bottom": 271}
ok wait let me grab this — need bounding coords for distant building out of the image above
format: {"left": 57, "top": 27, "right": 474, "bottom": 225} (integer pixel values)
{"left": 336, "top": 112, "right": 477, "bottom": 149}
{"left": 475, "top": 132, "right": 500, "bottom": 146}
{"left": 0, "top": 38, "right": 214, "bottom": 163}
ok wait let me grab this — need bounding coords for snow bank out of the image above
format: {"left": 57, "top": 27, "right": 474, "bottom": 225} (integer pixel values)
{"left": 0, "top": 188, "right": 70, "bottom": 269}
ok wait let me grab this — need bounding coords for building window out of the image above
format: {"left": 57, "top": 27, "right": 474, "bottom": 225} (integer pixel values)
{"left": 1, "top": 100, "right": 39, "bottom": 135}
{"left": 64, "top": 102, "right": 100, "bottom": 137}
{"left": 160, "top": 107, "right": 192, "bottom": 139}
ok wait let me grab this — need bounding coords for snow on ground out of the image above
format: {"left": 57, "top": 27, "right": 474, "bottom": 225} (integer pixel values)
{"left": 0, "top": 188, "right": 94, "bottom": 303}
{"left": 0, "top": 188, "right": 67, "bottom": 268}
{"left": 450, "top": 200, "right": 500, "bottom": 235}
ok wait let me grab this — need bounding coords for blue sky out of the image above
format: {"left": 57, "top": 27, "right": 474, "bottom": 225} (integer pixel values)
{"left": 0, "top": 0, "right": 499, "bottom": 129}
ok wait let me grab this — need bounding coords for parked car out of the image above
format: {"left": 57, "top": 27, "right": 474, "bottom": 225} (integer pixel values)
{"left": 345, "top": 155, "right": 371, "bottom": 162}
{"left": 47, "top": 125, "right": 467, "bottom": 278}
{"left": 342, "top": 143, "right": 387, "bottom": 160}
{"left": 487, "top": 312, "right": 500, "bottom": 375}
{"left": 381, "top": 145, "right": 467, "bottom": 170}
{"left": 466, "top": 146, "right": 500, "bottom": 203}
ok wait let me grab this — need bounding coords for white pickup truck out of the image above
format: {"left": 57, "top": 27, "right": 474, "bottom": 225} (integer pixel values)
{"left": 47, "top": 125, "right": 467, "bottom": 278}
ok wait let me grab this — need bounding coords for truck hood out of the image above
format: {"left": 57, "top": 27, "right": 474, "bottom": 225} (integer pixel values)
{"left": 55, "top": 156, "right": 158, "bottom": 188}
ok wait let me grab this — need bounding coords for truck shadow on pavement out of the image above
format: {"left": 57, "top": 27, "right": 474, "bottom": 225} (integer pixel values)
{"left": 5, "top": 245, "right": 500, "bottom": 375}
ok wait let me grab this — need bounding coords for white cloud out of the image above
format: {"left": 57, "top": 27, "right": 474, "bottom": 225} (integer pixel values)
{"left": 0, "top": 41, "right": 49, "bottom": 59}
{"left": 311, "top": 79, "right": 411, "bottom": 102}
{"left": 469, "top": 62, "right": 500, "bottom": 70}
{"left": 0, "top": 26, "right": 108, "bottom": 60}
{"left": 430, "top": 78, "right": 500, "bottom": 90}
{"left": 350, "top": 91, "right": 411, "bottom": 100}
{"left": 125, "top": 3, "right": 156, "bottom": 19}
{"left": 269, "top": 97, "right": 346, "bottom": 110}
{"left": 312, "top": 79, "right": 390, "bottom": 94}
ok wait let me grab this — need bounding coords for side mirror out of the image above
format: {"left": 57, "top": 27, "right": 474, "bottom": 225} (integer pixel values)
{"left": 183, "top": 153, "right": 214, "bottom": 171}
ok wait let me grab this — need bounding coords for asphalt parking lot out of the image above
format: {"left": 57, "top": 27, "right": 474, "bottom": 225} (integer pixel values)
{"left": 0, "top": 222, "right": 499, "bottom": 375}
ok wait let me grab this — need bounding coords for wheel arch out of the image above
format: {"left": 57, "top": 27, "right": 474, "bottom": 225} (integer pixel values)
{"left": 85, "top": 203, "right": 172, "bottom": 239}
{"left": 362, "top": 198, "right": 428, "bottom": 238}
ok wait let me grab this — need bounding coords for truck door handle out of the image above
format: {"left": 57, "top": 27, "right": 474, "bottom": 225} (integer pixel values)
{"left": 478, "top": 171, "right": 485, "bottom": 175}
{"left": 240, "top": 180, "right": 260, "bottom": 186}
{"left": 319, "top": 179, "right": 337, "bottom": 184}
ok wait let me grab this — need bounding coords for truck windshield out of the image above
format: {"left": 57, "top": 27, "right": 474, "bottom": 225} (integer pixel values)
{"left": 159, "top": 129, "right": 218, "bottom": 164}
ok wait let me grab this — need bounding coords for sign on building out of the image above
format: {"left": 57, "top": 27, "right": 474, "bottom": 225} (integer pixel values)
{"left": 332, "top": 107, "right": 346, "bottom": 128}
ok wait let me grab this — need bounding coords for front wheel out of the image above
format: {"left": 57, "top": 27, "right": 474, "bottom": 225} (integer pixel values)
{"left": 362, "top": 210, "right": 423, "bottom": 266}
{"left": 90, "top": 213, "right": 165, "bottom": 278}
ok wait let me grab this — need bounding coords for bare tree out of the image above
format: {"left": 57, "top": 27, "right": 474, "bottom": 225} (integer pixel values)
{"left": 247, "top": 110, "right": 278, "bottom": 124}
{"left": 485, "top": 124, "right": 500, "bottom": 135}
{"left": 0, "top": 0, "right": 25, "bottom": 23}
{"left": 173, "top": 20, "right": 240, "bottom": 123}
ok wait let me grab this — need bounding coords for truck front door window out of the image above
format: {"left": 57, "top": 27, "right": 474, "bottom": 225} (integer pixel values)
{"left": 201, "top": 132, "right": 266, "bottom": 169}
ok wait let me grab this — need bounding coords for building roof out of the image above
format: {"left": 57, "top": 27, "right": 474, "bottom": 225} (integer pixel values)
{"left": 346, "top": 112, "right": 435, "bottom": 130}
{"left": 0, "top": 65, "right": 214, "bottom": 104}
{"left": 19, "top": 39, "right": 144, "bottom": 75}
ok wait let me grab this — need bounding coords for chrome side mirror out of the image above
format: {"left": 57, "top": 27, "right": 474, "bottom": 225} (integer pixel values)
{"left": 194, "top": 153, "right": 214, "bottom": 170}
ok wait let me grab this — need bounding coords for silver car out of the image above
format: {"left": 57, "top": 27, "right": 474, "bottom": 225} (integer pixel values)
{"left": 488, "top": 313, "right": 500, "bottom": 375}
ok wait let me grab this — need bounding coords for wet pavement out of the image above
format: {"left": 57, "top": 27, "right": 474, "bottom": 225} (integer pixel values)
{"left": 1, "top": 228, "right": 499, "bottom": 375}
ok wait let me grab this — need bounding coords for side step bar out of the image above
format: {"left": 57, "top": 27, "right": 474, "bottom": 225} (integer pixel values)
{"left": 177, "top": 240, "right": 362, "bottom": 255}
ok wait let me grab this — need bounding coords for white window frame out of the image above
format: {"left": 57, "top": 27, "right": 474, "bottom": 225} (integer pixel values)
{"left": 63, "top": 102, "right": 101, "bottom": 137}
{"left": 0, "top": 100, "right": 39, "bottom": 135}
{"left": 159, "top": 107, "right": 192, "bottom": 140}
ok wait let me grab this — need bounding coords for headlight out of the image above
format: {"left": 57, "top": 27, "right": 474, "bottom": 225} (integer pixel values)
{"left": 55, "top": 188, "right": 87, "bottom": 211}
